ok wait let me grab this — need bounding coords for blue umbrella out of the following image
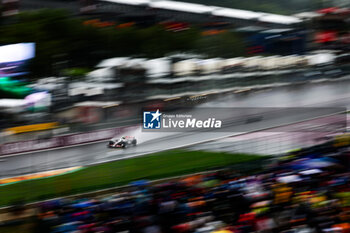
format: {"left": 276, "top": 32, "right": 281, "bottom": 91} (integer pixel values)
{"left": 291, "top": 157, "right": 339, "bottom": 170}
{"left": 130, "top": 180, "right": 149, "bottom": 187}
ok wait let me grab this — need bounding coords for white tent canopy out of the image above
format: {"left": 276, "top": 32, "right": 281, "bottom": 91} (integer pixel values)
{"left": 0, "top": 99, "right": 26, "bottom": 108}
{"left": 96, "top": 57, "right": 129, "bottom": 68}
{"left": 146, "top": 58, "right": 171, "bottom": 78}
{"left": 87, "top": 67, "right": 115, "bottom": 82}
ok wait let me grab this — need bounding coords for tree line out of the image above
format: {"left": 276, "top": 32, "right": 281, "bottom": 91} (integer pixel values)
{"left": 0, "top": 9, "right": 246, "bottom": 78}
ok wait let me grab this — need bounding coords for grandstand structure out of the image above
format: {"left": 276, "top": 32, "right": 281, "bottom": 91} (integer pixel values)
{"left": 98, "top": 0, "right": 302, "bottom": 27}
{"left": 5, "top": 0, "right": 302, "bottom": 27}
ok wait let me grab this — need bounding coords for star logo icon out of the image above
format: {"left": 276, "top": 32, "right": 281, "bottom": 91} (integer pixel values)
{"left": 150, "top": 109, "right": 162, "bottom": 122}
{"left": 143, "top": 109, "right": 162, "bottom": 129}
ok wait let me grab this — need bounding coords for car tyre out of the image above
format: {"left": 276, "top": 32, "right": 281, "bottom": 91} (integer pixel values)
{"left": 132, "top": 139, "right": 137, "bottom": 146}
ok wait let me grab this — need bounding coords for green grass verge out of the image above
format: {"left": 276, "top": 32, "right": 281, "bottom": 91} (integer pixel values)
{"left": 0, "top": 150, "right": 266, "bottom": 207}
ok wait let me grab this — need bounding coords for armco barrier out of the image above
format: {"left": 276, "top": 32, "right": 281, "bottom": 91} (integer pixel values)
{"left": 0, "top": 125, "right": 139, "bottom": 156}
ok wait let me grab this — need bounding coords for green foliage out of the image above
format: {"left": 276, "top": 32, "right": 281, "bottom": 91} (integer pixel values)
{"left": 62, "top": 67, "right": 91, "bottom": 77}
{"left": 0, "top": 150, "right": 266, "bottom": 206}
{"left": 0, "top": 9, "right": 248, "bottom": 78}
{"left": 194, "top": 31, "right": 246, "bottom": 58}
{"left": 0, "top": 10, "right": 93, "bottom": 76}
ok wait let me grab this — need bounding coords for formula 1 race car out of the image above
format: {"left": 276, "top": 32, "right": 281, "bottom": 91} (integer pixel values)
{"left": 108, "top": 136, "right": 137, "bottom": 148}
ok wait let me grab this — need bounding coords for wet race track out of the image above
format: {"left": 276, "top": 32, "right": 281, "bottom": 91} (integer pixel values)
{"left": 1, "top": 78, "right": 350, "bottom": 178}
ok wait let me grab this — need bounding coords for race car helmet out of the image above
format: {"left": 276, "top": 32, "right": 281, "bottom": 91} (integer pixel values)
{"left": 122, "top": 136, "right": 126, "bottom": 139}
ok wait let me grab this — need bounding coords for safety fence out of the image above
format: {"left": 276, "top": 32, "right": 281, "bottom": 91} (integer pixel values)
{"left": 0, "top": 125, "right": 138, "bottom": 156}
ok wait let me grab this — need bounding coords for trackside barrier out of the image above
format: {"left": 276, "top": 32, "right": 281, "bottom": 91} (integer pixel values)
{"left": 5, "top": 122, "right": 59, "bottom": 134}
{"left": 0, "top": 125, "right": 139, "bottom": 156}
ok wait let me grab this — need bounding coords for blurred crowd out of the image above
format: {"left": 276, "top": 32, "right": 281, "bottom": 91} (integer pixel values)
{"left": 36, "top": 144, "right": 350, "bottom": 233}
